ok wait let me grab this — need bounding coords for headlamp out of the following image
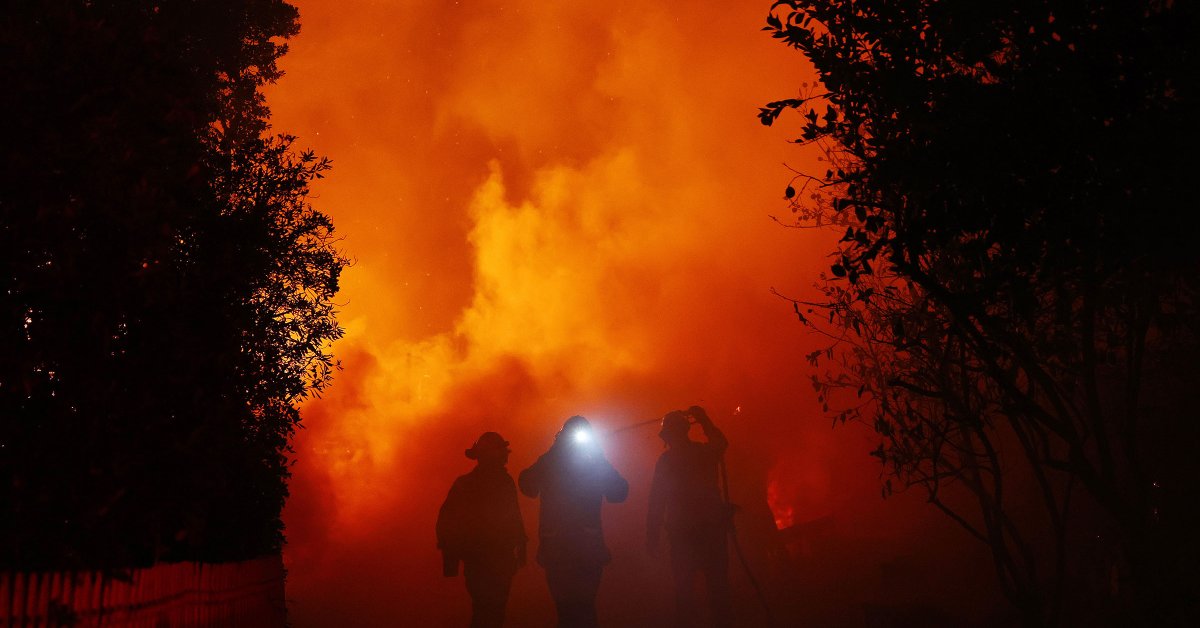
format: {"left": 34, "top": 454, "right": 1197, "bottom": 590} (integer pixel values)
{"left": 573, "top": 429, "right": 592, "bottom": 445}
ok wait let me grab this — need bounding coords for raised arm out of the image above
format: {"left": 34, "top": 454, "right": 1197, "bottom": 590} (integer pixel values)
{"left": 689, "top": 405, "right": 727, "bottom": 455}
{"left": 603, "top": 458, "right": 630, "bottom": 504}
{"left": 518, "top": 454, "right": 546, "bottom": 498}
{"left": 504, "top": 474, "right": 528, "bottom": 566}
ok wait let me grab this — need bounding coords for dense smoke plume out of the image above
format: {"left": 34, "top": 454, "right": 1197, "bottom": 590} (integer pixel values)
{"left": 269, "top": 1, "right": 1001, "bottom": 625}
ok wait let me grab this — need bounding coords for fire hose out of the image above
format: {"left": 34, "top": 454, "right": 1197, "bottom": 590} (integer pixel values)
{"left": 607, "top": 417, "right": 777, "bottom": 626}
{"left": 719, "top": 455, "right": 777, "bottom": 627}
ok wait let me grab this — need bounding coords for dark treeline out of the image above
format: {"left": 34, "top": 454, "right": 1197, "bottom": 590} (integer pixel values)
{"left": 1, "top": 1, "right": 346, "bottom": 569}
{"left": 763, "top": 0, "right": 1198, "bottom": 626}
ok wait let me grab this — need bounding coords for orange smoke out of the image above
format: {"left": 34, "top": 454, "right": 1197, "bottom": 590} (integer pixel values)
{"left": 265, "top": 1, "right": 928, "bottom": 625}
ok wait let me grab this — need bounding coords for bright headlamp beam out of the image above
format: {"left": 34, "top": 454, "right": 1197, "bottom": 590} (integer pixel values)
{"left": 573, "top": 429, "right": 592, "bottom": 444}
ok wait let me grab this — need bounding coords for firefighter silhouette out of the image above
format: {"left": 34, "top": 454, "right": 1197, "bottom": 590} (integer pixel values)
{"left": 437, "top": 432, "right": 528, "bottom": 628}
{"left": 519, "top": 416, "right": 629, "bottom": 628}
{"left": 646, "top": 405, "right": 733, "bottom": 628}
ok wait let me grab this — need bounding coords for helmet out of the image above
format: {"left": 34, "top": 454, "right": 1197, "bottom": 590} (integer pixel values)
{"left": 659, "top": 411, "right": 690, "bottom": 440}
{"left": 557, "top": 415, "right": 593, "bottom": 444}
{"left": 562, "top": 415, "right": 590, "bottom": 433}
{"left": 465, "top": 431, "right": 510, "bottom": 459}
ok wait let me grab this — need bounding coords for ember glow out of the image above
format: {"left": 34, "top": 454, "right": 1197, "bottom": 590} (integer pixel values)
{"left": 267, "top": 1, "right": 995, "bottom": 625}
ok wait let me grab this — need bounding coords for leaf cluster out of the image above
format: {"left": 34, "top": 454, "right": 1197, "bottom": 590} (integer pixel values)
{"left": 765, "top": 0, "right": 1200, "bottom": 623}
{"left": 0, "top": 0, "right": 345, "bottom": 569}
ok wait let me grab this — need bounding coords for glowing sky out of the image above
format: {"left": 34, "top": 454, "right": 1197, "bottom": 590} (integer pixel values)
{"left": 265, "top": 1, "right": 994, "bottom": 625}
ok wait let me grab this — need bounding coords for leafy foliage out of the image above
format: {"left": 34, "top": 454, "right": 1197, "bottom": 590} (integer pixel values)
{"left": 1, "top": 1, "right": 347, "bottom": 568}
{"left": 763, "top": 0, "right": 1199, "bottom": 624}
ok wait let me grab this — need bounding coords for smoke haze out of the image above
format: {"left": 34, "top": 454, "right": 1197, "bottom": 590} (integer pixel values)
{"left": 268, "top": 1, "right": 1002, "bottom": 625}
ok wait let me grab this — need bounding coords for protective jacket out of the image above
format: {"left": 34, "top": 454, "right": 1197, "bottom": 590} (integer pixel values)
{"left": 647, "top": 420, "right": 730, "bottom": 539}
{"left": 519, "top": 440, "right": 629, "bottom": 566}
{"left": 437, "top": 465, "right": 526, "bottom": 569}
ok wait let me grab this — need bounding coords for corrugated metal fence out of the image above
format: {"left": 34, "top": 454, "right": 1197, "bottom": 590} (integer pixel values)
{"left": 0, "top": 555, "right": 285, "bottom": 627}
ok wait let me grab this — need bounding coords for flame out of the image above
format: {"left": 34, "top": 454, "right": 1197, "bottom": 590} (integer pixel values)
{"left": 766, "top": 454, "right": 834, "bottom": 531}
{"left": 766, "top": 474, "right": 797, "bottom": 530}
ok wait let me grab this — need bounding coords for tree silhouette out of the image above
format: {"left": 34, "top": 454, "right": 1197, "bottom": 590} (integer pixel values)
{"left": 763, "top": 1, "right": 1199, "bottom": 625}
{"left": 1, "top": 1, "right": 346, "bottom": 569}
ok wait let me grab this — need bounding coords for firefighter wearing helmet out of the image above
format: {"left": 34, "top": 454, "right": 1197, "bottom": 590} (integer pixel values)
{"left": 646, "top": 405, "right": 732, "bottom": 628}
{"left": 437, "top": 431, "right": 528, "bottom": 628}
{"left": 519, "top": 416, "right": 629, "bottom": 628}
